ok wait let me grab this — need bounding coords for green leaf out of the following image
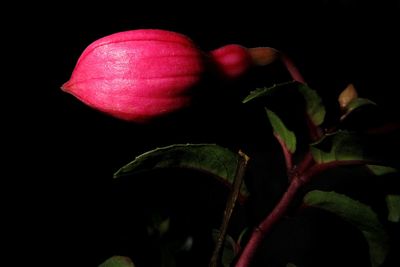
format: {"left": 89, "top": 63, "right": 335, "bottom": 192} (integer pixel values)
{"left": 99, "top": 256, "right": 135, "bottom": 267}
{"left": 367, "top": 165, "right": 398, "bottom": 176}
{"left": 298, "top": 84, "right": 326, "bottom": 126}
{"left": 341, "top": 98, "right": 377, "bottom": 121}
{"left": 265, "top": 108, "right": 296, "bottom": 153}
{"left": 243, "top": 82, "right": 326, "bottom": 127}
{"left": 310, "top": 131, "right": 364, "bottom": 163}
{"left": 304, "top": 190, "right": 389, "bottom": 267}
{"left": 311, "top": 131, "right": 398, "bottom": 167}
{"left": 212, "top": 229, "right": 238, "bottom": 267}
{"left": 242, "top": 81, "right": 295, "bottom": 103}
{"left": 114, "top": 144, "right": 249, "bottom": 199}
{"left": 386, "top": 194, "right": 400, "bottom": 223}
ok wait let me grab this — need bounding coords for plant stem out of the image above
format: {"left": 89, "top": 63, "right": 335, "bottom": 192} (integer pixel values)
{"left": 235, "top": 177, "right": 304, "bottom": 267}
{"left": 210, "top": 151, "right": 250, "bottom": 267}
{"left": 296, "top": 151, "right": 314, "bottom": 174}
{"left": 281, "top": 53, "right": 305, "bottom": 84}
{"left": 235, "top": 158, "right": 372, "bottom": 267}
{"left": 248, "top": 47, "right": 305, "bottom": 84}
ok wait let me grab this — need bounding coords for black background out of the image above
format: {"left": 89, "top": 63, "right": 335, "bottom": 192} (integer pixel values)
{"left": 10, "top": 1, "right": 400, "bottom": 266}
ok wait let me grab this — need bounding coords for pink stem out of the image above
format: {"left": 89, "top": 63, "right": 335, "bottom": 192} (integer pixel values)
{"left": 296, "top": 151, "right": 314, "bottom": 174}
{"left": 281, "top": 53, "right": 306, "bottom": 84}
{"left": 235, "top": 177, "right": 304, "bottom": 267}
{"left": 248, "top": 47, "right": 306, "bottom": 84}
{"left": 235, "top": 159, "right": 369, "bottom": 267}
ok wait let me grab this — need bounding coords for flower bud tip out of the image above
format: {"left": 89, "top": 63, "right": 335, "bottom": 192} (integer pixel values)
{"left": 60, "top": 82, "right": 69, "bottom": 92}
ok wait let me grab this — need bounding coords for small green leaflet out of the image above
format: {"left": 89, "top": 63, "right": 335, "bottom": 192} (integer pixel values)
{"left": 341, "top": 98, "right": 377, "bottom": 121}
{"left": 347, "top": 98, "right": 376, "bottom": 109}
{"left": 265, "top": 108, "right": 296, "bottom": 153}
{"left": 98, "top": 256, "right": 135, "bottom": 267}
{"left": 242, "top": 81, "right": 296, "bottom": 103}
{"left": 114, "top": 144, "right": 249, "bottom": 199}
{"left": 298, "top": 84, "right": 326, "bottom": 126}
{"left": 304, "top": 190, "right": 389, "bottom": 267}
{"left": 386, "top": 195, "right": 400, "bottom": 223}
{"left": 310, "top": 131, "right": 366, "bottom": 163}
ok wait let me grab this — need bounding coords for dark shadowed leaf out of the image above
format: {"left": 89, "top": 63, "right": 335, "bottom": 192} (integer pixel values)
{"left": 340, "top": 98, "right": 377, "bottom": 121}
{"left": 367, "top": 165, "right": 398, "bottom": 176}
{"left": 304, "top": 190, "right": 389, "bottom": 267}
{"left": 237, "top": 227, "right": 249, "bottom": 247}
{"left": 265, "top": 108, "right": 296, "bottom": 153}
{"left": 310, "top": 131, "right": 364, "bottom": 163}
{"left": 147, "top": 213, "right": 171, "bottom": 237}
{"left": 212, "top": 229, "right": 239, "bottom": 267}
{"left": 242, "top": 81, "right": 295, "bottom": 103}
{"left": 298, "top": 84, "right": 326, "bottom": 126}
{"left": 98, "top": 256, "right": 135, "bottom": 267}
{"left": 161, "top": 246, "right": 177, "bottom": 267}
{"left": 310, "top": 131, "right": 398, "bottom": 166}
{"left": 386, "top": 194, "right": 400, "bottom": 223}
{"left": 114, "top": 144, "right": 249, "bottom": 199}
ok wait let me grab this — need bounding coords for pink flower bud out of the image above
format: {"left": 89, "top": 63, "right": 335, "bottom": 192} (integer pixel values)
{"left": 210, "top": 44, "right": 252, "bottom": 79}
{"left": 62, "top": 29, "right": 205, "bottom": 122}
{"left": 62, "top": 30, "right": 278, "bottom": 122}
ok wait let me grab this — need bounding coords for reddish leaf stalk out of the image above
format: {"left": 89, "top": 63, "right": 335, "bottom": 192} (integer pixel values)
{"left": 305, "top": 115, "right": 323, "bottom": 141}
{"left": 275, "top": 134, "right": 293, "bottom": 172}
{"left": 281, "top": 53, "right": 306, "bottom": 84}
{"left": 248, "top": 48, "right": 305, "bottom": 84}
